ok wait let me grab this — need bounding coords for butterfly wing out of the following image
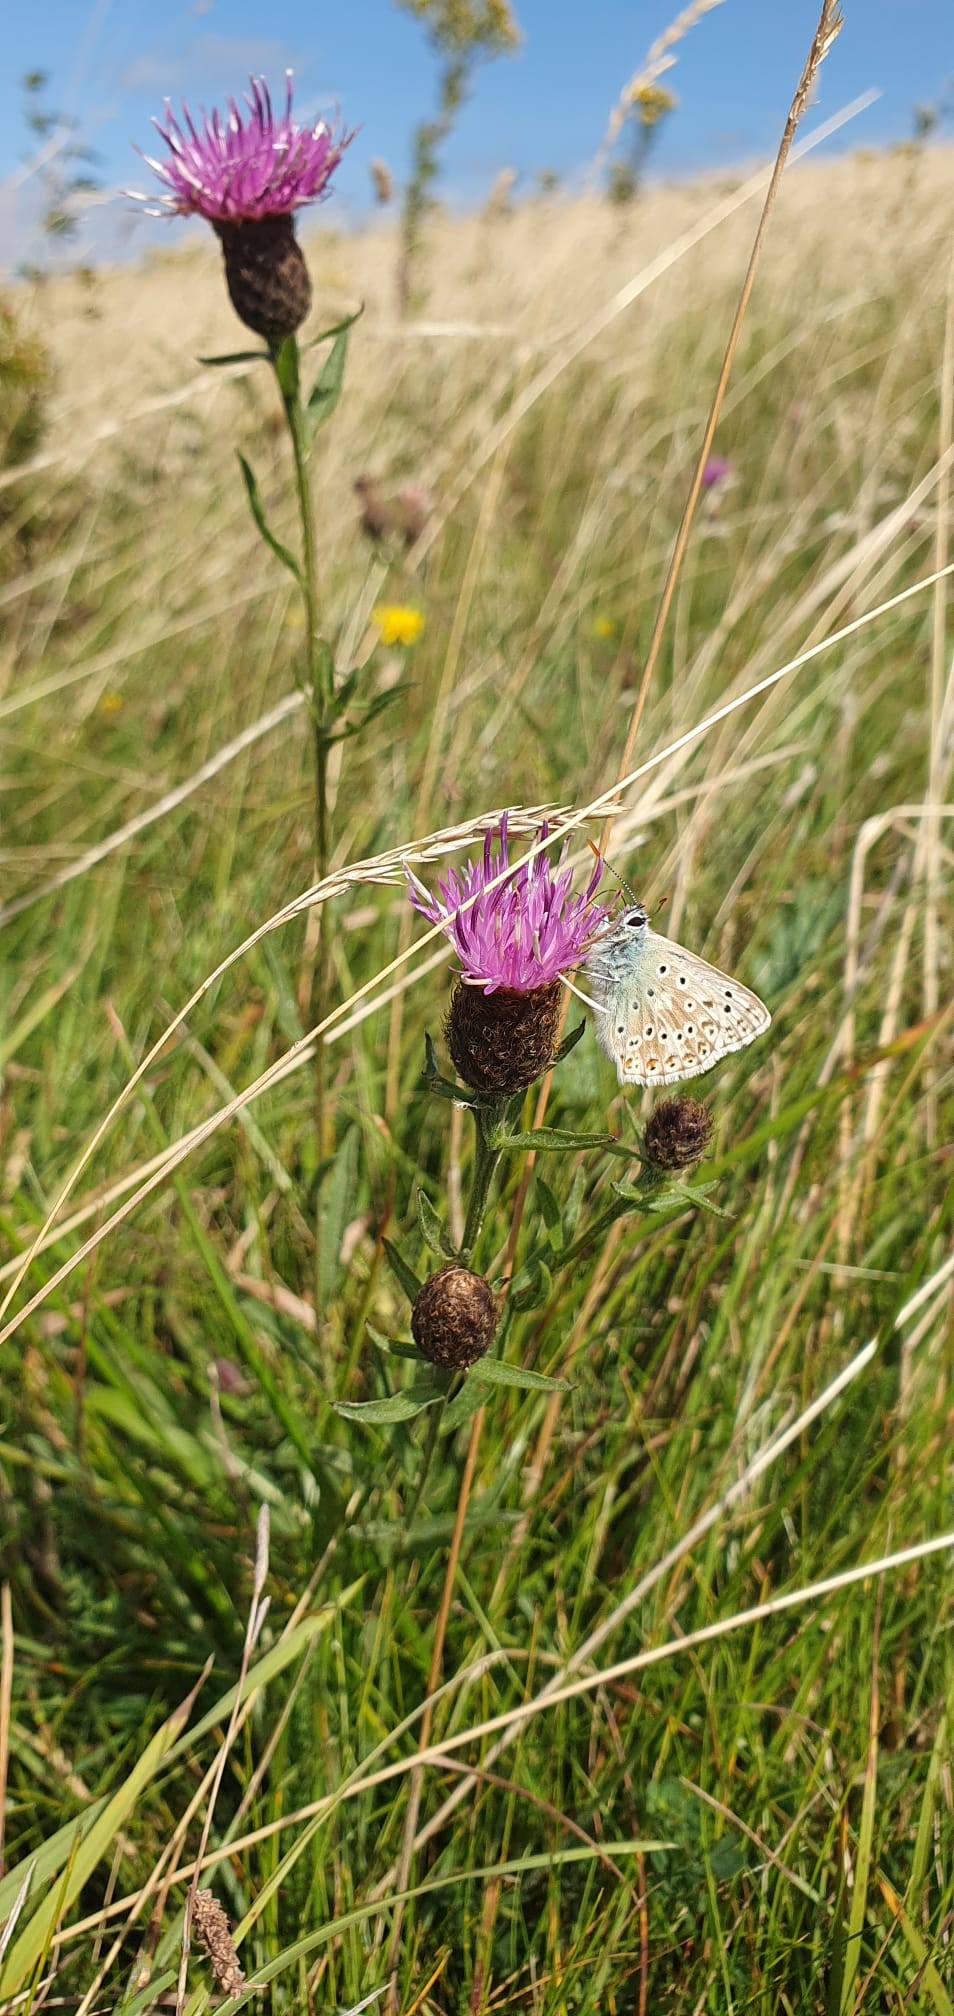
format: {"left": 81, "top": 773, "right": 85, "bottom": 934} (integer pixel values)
{"left": 589, "top": 922, "right": 771, "bottom": 1087}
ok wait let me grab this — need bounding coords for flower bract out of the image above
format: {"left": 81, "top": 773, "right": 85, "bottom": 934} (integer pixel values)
{"left": 409, "top": 815, "right": 607, "bottom": 994}
{"left": 134, "top": 73, "right": 352, "bottom": 222}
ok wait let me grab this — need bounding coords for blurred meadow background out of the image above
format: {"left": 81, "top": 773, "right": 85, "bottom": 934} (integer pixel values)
{"left": 1, "top": 1, "right": 953, "bottom": 2010}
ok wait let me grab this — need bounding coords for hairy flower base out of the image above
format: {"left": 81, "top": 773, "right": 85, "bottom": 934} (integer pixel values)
{"left": 446, "top": 977, "right": 563, "bottom": 1097}
{"left": 411, "top": 1265, "right": 497, "bottom": 1371}
{"left": 213, "top": 213, "right": 312, "bottom": 342}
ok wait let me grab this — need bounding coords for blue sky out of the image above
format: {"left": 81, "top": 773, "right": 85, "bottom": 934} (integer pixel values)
{"left": 2, "top": 0, "right": 952, "bottom": 265}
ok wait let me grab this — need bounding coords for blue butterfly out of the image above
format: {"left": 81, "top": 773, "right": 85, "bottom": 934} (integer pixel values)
{"left": 586, "top": 905, "right": 771, "bottom": 1086}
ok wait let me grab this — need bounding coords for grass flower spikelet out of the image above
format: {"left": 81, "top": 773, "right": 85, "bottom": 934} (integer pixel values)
{"left": 408, "top": 814, "right": 607, "bottom": 994}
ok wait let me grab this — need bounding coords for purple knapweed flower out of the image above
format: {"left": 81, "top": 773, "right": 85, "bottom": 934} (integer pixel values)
{"left": 134, "top": 73, "right": 352, "bottom": 223}
{"left": 701, "top": 454, "right": 731, "bottom": 490}
{"left": 408, "top": 816, "right": 608, "bottom": 996}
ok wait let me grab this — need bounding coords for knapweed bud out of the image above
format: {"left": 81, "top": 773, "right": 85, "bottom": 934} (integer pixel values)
{"left": 643, "top": 1095, "right": 714, "bottom": 1172}
{"left": 411, "top": 1264, "right": 497, "bottom": 1370}
{"left": 213, "top": 214, "right": 312, "bottom": 344}
{"left": 407, "top": 814, "right": 608, "bottom": 1094}
{"left": 445, "top": 977, "right": 563, "bottom": 1097}
{"left": 130, "top": 76, "right": 352, "bottom": 341}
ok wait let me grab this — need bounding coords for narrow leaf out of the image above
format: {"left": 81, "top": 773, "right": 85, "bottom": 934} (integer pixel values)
{"left": 417, "top": 1187, "right": 454, "bottom": 1258}
{"left": 0, "top": 1676, "right": 202, "bottom": 1996}
{"left": 238, "top": 455, "right": 304, "bottom": 586}
{"left": 470, "top": 1358, "right": 569, "bottom": 1393}
{"left": 366, "top": 1323, "right": 419, "bottom": 1360}
{"left": 552, "top": 1020, "right": 586, "bottom": 1064}
{"left": 441, "top": 1376, "right": 488, "bottom": 1433}
{"left": 877, "top": 1879, "right": 954, "bottom": 2016}
{"left": 421, "top": 1035, "right": 478, "bottom": 1105}
{"left": 494, "top": 1126, "right": 621, "bottom": 1153}
{"left": 273, "top": 333, "right": 301, "bottom": 400}
{"left": 304, "top": 324, "right": 353, "bottom": 444}
{"left": 334, "top": 1389, "right": 442, "bottom": 1424}
{"left": 644, "top": 1180, "right": 733, "bottom": 1220}
{"left": 301, "top": 306, "right": 364, "bottom": 351}
{"left": 382, "top": 1238, "right": 423, "bottom": 1302}
{"left": 198, "top": 347, "right": 270, "bottom": 366}
{"left": 508, "top": 1256, "right": 552, "bottom": 1311}
{"left": 535, "top": 1174, "right": 563, "bottom": 1250}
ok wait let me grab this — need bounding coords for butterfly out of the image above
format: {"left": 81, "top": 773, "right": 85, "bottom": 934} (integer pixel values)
{"left": 585, "top": 905, "right": 771, "bottom": 1086}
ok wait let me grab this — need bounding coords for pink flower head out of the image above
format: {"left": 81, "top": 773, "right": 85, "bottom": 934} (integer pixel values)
{"left": 134, "top": 73, "right": 352, "bottom": 222}
{"left": 701, "top": 454, "right": 731, "bottom": 490}
{"left": 408, "top": 816, "right": 608, "bottom": 995}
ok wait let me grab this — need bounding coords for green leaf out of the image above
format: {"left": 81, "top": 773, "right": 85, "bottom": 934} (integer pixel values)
{"left": 304, "top": 318, "right": 357, "bottom": 445}
{"left": 198, "top": 347, "right": 270, "bottom": 366}
{"left": 323, "top": 684, "right": 410, "bottom": 745}
{"left": 564, "top": 1164, "right": 586, "bottom": 1238}
{"left": 334, "top": 1388, "right": 442, "bottom": 1424}
{"left": 421, "top": 1034, "right": 478, "bottom": 1105}
{"left": 417, "top": 1187, "right": 456, "bottom": 1259}
{"left": 552, "top": 1020, "right": 586, "bottom": 1065}
{"left": 507, "top": 1256, "right": 552, "bottom": 1311}
{"left": 272, "top": 333, "right": 301, "bottom": 400}
{"left": 315, "top": 1125, "right": 360, "bottom": 1315}
{"left": 492, "top": 1125, "right": 621, "bottom": 1153}
{"left": 366, "top": 1323, "right": 420, "bottom": 1360}
{"left": 643, "top": 1180, "right": 733, "bottom": 1220}
{"left": 238, "top": 454, "right": 304, "bottom": 587}
{"left": 324, "top": 661, "right": 362, "bottom": 722}
{"left": 0, "top": 1677, "right": 201, "bottom": 1997}
{"left": 382, "top": 1237, "right": 423, "bottom": 1303}
{"left": 301, "top": 306, "right": 364, "bottom": 351}
{"left": 470, "top": 1358, "right": 569, "bottom": 1393}
{"left": 536, "top": 1174, "right": 564, "bottom": 1251}
{"left": 441, "top": 1376, "right": 488, "bottom": 1433}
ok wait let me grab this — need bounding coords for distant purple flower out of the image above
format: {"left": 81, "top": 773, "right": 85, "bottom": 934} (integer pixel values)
{"left": 133, "top": 73, "right": 352, "bottom": 222}
{"left": 701, "top": 455, "right": 731, "bottom": 490}
{"left": 409, "top": 816, "right": 608, "bottom": 995}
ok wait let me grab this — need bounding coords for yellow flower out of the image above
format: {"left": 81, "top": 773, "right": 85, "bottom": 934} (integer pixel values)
{"left": 591, "top": 615, "right": 616, "bottom": 640}
{"left": 372, "top": 604, "right": 425, "bottom": 647}
{"left": 98, "top": 690, "right": 123, "bottom": 713}
{"left": 629, "top": 82, "right": 677, "bottom": 126}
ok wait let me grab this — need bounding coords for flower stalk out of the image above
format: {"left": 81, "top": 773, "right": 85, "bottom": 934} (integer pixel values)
{"left": 133, "top": 74, "right": 357, "bottom": 1305}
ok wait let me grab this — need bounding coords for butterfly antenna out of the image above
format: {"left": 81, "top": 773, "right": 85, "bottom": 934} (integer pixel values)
{"left": 586, "top": 839, "right": 638, "bottom": 906}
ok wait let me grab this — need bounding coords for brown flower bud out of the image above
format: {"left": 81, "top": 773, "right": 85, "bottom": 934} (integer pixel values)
{"left": 213, "top": 214, "right": 312, "bottom": 345}
{"left": 643, "top": 1096, "right": 714, "bottom": 1172}
{"left": 411, "top": 1264, "right": 497, "bottom": 1370}
{"left": 445, "top": 978, "right": 563, "bottom": 1098}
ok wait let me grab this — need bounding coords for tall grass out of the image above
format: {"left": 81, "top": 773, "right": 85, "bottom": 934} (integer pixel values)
{"left": 1, "top": 131, "right": 953, "bottom": 2012}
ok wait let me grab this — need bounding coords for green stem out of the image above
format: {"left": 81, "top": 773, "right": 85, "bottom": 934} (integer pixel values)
{"left": 460, "top": 1099, "right": 510, "bottom": 1263}
{"left": 273, "top": 338, "right": 335, "bottom": 1309}
{"left": 403, "top": 1388, "right": 451, "bottom": 1528}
